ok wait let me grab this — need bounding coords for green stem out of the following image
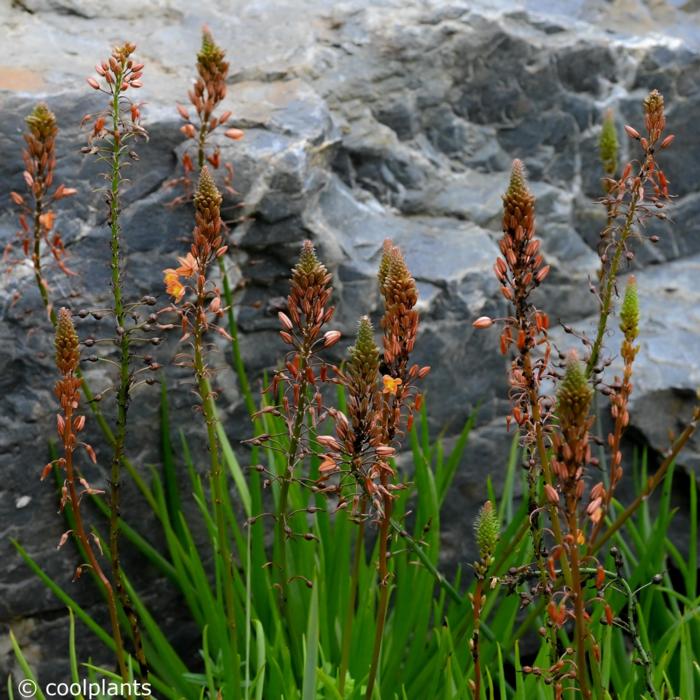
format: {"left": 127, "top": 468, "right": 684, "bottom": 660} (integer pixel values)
{"left": 470, "top": 577, "right": 484, "bottom": 699}
{"left": 591, "top": 406, "right": 700, "bottom": 555}
{"left": 569, "top": 530, "right": 590, "bottom": 698}
{"left": 618, "top": 577, "right": 659, "bottom": 700}
{"left": 198, "top": 123, "right": 208, "bottom": 170}
{"left": 365, "top": 502, "right": 392, "bottom": 700}
{"left": 524, "top": 359, "right": 572, "bottom": 588}
{"left": 586, "top": 191, "right": 640, "bottom": 378}
{"left": 275, "top": 350, "right": 310, "bottom": 611}
{"left": 388, "top": 518, "right": 463, "bottom": 604}
{"left": 105, "top": 77, "right": 147, "bottom": 675}
{"left": 31, "top": 193, "right": 57, "bottom": 325}
{"left": 339, "top": 510, "right": 365, "bottom": 694}
{"left": 193, "top": 327, "right": 241, "bottom": 693}
{"left": 64, "top": 396, "right": 130, "bottom": 687}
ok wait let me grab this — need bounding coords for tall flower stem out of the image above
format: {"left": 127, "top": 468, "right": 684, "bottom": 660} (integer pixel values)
{"left": 338, "top": 505, "right": 365, "bottom": 694}
{"left": 585, "top": 194, "right": 639, "bottom": 378}
{"left": 193, "top": 332, "right": 240, "bottom": 682}
{"left": 275, "top": 352, "right": 309, "bottom": 610}
{"left": 163, "top": 167, "right": 241, "bottom": 691}
{"left": 567, "top": 504, "right": 591, "bottom": 698}
{"left": 366, "top": 509, "right": 391, "bottom": 700}
{"left": 96, "top": 50, "right": 148, "bottom": 674}
{"left": 267, "top": 242, "right": 335, "bottom": 615}
{"left": 31, "top": 194, "right": 55, "bottom": 324}
{"left": 53, "top": 310, "right": 129, "bottom": 686}
{"left": 469, "top": 502, "right": 499, "bottom": 699}
{"left": 592, "top": 405, "right": 700, "bottom": 554}
{"left": 524, "top": 354, "right": 572, "bottom": 588}
{"left": 365, "top": 243, "right": 425, "bottom": 700}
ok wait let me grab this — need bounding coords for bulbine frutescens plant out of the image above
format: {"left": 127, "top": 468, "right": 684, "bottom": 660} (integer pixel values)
{"left": 48, "top": 308, "right": 130, "bottom": 684}
{"left": 7, "top": 103, "right": 77, "bottom": 321}
{"left": 83, "top": 42, "right": 155, "bottom": 674}
{"left": 473, "top": 89, "right": 700, "bottom": 698}
{"left": 6, "top": 30, "right": 700, "bottom": 700}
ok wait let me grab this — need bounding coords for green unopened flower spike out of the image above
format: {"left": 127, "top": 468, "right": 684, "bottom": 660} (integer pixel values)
{"left": 620, "top": 276, "right": 639, "bottom": 343}
{"left": 556, "top": 353, "right": 593, "bottom": 428}
{"left": 292, "top": 240, "right": 331, "bottom": 292}
{"left": 474, "top": 500, "right": 500, "bottom": 562}
{"left": 55, "top": 307, "right": 80, "bottom": 376}
{"left": 349, "top": 317, "right": 380, "bottom": 382}
{"left": 599, "top": 109, "right": 618, "bottom": 178}
{"left": 502, "top": 159, "right": 535, "bottom": 227}
{"left": 344, "top": 317, "right": 381, "bottom": 456}
{"left": 26, "top": 103, "right": 57, "bottom": 141}
{"left": 198, "top": 28, "right": 228, "bottom": 80}
{"left": 194, "top": 165, "right": 223, "bottom": 217}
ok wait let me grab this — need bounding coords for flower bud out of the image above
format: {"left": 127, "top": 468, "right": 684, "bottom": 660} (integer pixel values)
{"left": 472, "top": 316, "right": 493, "bottom": 329}
{"left": 323, "top": 330, "right": 341, "bottom": 347}
{"left": 599, "top": 109, "right": 618, "bottom": 177}
{"left": 278, "top": 311, "right": 293, "bottom": 330}
{"left": 556, "top": 353, "right": 593, "bottom": 429}
{"left": 620, "top": 276, "right": 639, "bottom": 342}
{"left": 55, "top": 308, "right": 80, "bottom": 375}
{"left": 544, "top": 483, "right": 560, "bottom": 504}
{"left": 474, "top": 500, "right": 500, "bottom": 562}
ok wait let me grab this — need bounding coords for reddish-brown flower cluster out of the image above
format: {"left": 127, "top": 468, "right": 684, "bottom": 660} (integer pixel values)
{"left": 589, "top": 278, "right": 639, "bottom": 542}
{"left": 270, "top": 241, "right": 337, "bottom": 428}
{"left": 46, "top": 308, "right": 129, "bottom": 681}
{"left": 85, "top": 43, "right": 146, "bottom": 143}
{"left": 318, "top": 317, "right": 398, "bottom": 517}
{"left": 549, "top": 353, "right": 594, "bottom": 509}
{"left": 177, "top": 28, "right": 243, "bottom": 180}
{"left": 164, "top": 167, "right": 229, "bottom": 340}
{"left": 476, "top": 161, "right": 551, "bottom": 436}
{"left": 378, "top": 240, "right": 429, "bottom": 441}
{"left": 49, "top": 308, "right": 100, "bottom": 508}
{"left": 88, "top": 42, "right": 143, "bottom": 91}
{"left": 329, "top": 241, "right": 427, "bottom": 518}
{"left": 7, "top": 104, "right": 77, "bottom": 304}
{"left": 594, "top": 90, "right": 673, "bottom": 322}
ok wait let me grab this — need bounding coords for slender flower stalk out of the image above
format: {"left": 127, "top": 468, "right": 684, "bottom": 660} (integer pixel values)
{"left": 469, "top": 501, "right": 499, "bottom": 699}
{"left": 335, "top": 318, "right": 381, "bottom": 694}
{"left": 8, "top": 104, "right": 77, "bottom": 322}
{"left": 474, "top": 160, "right": 571, "bottom": 604}
{"left": 587, "top": 90, "right": 673, "bottom": 377}
{"left": 365, "top": 241, "right": 428, "bottom": 700}
{"left": 589, "top": 277, "right": 639, "bottom": 545}
{"left": 175, "top": 29, "right": 250, "bottom": 424}
{"left": 85, "top": 42, "right": 148, "bottom": 672}
{"left": 163, "top": 167, "right": 239, "bottom": 680}
{"left": 177, "top": 27, "right": 243, "bottom": 177}
{"left": 48, "top": 309, "right": 129, "bottom": 684}
{"left": 550, "top": 355, "right": 595, "bottom": 698}
{"left": 597, "top": 108, "right": 620, "bottom": 283}
{"left": 264, "top": 241, "right": 335, "bottom": 608}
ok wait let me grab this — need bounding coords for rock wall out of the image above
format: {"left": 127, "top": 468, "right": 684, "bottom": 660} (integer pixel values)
{"left": 1, "top": 0, "right": 699, "bottom": 680}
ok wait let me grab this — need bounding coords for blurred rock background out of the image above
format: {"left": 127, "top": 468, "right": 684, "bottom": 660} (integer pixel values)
{"left": 1, "top": 0, "right": 699, "bottom": 682}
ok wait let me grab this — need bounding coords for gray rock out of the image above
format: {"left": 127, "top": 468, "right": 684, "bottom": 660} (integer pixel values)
{"left": 1, "top": 0, "right": 700, "bottom": 683}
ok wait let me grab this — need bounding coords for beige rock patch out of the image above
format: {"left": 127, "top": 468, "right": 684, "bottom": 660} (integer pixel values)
{"left": 0, "top": 67, "right": 45, "bottom": 92}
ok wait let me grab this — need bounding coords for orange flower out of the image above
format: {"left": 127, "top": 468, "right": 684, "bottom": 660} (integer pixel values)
{"left": 382, "top": 375, "right": 402, "bottom": 395}
{"left": 39, "top": 211, "right": 56, "bottom": 232}
{"left": 175, "top": 252, "right": 198, "bottom": 278}
{"left": 164, "top": 269, "right": 185, "bottom": 302}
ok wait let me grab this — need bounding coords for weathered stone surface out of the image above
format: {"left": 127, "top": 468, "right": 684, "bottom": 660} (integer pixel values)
{"left": 1, "top": 0, "right": 700, "bottom": 682}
